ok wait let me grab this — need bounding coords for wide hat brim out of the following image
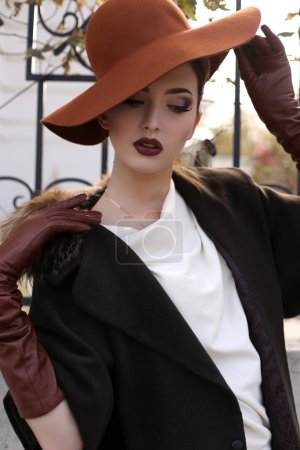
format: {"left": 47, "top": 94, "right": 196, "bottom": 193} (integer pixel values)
{"left": 42, "top": 6, "right": 261, "bottom": 145}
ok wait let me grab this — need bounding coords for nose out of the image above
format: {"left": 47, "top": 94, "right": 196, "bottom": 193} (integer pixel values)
{"left": 141, "top": 105, "right": 160, "bottom": 132}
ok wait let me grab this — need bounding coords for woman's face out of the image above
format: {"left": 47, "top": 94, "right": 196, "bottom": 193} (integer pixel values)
{"left": 98, "top": 63, "right": 200, "bottom": 175}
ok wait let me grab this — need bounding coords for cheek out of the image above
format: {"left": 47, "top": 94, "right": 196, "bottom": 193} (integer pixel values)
{"left": 174, "top": 117, "right": 197, "bottom": 142}
{"left": 185, "top": 112, "right": 200, "bottom": 140}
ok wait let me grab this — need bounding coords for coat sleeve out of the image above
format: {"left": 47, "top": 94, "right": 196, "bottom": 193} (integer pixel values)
{"left": 257, "top": 183, "right": 300, "bottom": 318}
{"left": 4, "top": 268, "right": 114, "bottom": 450}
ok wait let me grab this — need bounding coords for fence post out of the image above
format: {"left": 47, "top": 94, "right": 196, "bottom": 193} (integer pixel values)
{"left": 233, "top": 0, "right": 242, "bottom": 167}
{"left": 35, "top": 80, "right": 45, "bottom": 194}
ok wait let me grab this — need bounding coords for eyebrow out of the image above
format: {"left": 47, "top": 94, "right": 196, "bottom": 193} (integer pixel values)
{"left": 141, "top": 87, "right": 193, "bottom": 95}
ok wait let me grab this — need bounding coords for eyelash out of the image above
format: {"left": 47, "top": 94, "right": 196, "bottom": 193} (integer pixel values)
{"left": 123, "top": 99, "right": 192, "bottom": 113}
{"left": 169, "top": 104, "right": 192, "bottom": 113}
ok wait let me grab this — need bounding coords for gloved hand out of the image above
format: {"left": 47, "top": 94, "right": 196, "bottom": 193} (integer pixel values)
{"left": 0, "top": 194, "right": 102, "bottom": 418}
{"left": 235, "top": 25, "right": 300, "bottom": 170}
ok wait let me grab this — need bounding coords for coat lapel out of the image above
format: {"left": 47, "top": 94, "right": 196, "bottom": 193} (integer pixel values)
{"left": 72, "top": 222, "right": 234, "bottom": 394}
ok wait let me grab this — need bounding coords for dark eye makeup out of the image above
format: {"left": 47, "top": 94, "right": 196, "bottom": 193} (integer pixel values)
{"left": 168, "top": 102, "right": 192, "bottom": 113}
{"left": 123, "top": 97, "right": 193, "bottom": 113}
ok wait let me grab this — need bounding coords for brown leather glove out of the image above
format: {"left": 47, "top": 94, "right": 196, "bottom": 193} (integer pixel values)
{"left": 0, "top": 194, "right": 102, "bottom": 418}
{"left": 235, "top": 25, "right": 300, "bottom": 170}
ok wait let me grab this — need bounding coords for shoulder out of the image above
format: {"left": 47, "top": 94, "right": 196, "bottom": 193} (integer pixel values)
{"left": 194, "top": 167, "right": 300, "bottom": 214}
{"left": 197, "top": 166, "right": 255, "bottom": 189}
{"left": 174, "top": 166, "right": 300, "bottom": 221}
{"left": 173, "top": 166, "right": 258, "bottom": 203}
{"left": 0, "top": 181, "right": 105, "bottom": 283}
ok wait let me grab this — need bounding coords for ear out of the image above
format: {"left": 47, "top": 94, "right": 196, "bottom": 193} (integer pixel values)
{"left": 97, "top": 113, "right": 109, "bottom": 130}
{"left": 187, "top": 113, "right": 201, "bottom": 140}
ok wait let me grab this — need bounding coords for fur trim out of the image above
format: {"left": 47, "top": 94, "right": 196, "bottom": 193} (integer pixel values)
{"left": 0, "top": 178, "right": 108, "bottom": 283}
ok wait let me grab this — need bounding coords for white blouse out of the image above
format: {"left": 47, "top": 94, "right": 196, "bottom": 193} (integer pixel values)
{"left": 102, "top": 179, "right": 272, "bottom": 449}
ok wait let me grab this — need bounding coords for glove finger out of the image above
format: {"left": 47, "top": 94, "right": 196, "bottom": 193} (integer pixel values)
{"left": 239, "top": 32, "right": 273, "bottom": 56}
{"left": 45, "top": 194, "right": 88, "bottom": 211}
{"left": 33, "top": 219, "right": 98, "bottom": 244}
{"left": 53, "top": 222, "right": 95, "bottom": 233}
{"left": 261, "top": 24, "right": 285, "bottom": 53}
{"left": 247, "top": 35, "right": 273, "bottom": 56}
{"left": 234, "top": 47, "right": 256, "bottom": 80}
{"left": 47, "top": 209, "right": 102, "bottom": 222}
{"left": 67, "top": 210, "right": 102, "bottom": 222}
{"left": 31, "top": 223, "right": 93, "bottom": 239}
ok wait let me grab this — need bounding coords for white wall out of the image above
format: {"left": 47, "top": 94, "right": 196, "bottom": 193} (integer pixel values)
{"left": 0, "top": 3, "right": 115, "bottom": 220}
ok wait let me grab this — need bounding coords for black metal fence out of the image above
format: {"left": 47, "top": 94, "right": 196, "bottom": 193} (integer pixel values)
{"left": 1, "top": 1, "right": 106, "bottom": 201}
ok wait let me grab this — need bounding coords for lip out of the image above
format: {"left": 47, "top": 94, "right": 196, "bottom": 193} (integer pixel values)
{"left": 133, "top": 138, "right": 163, "bottom": 156}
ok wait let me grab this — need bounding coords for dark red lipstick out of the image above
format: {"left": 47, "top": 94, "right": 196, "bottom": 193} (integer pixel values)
{"left": 133, "top": 138, "right": 163, "bottom": 156}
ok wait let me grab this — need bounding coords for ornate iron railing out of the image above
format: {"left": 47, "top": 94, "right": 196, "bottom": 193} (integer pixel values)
{"left": 3, "top": 1, "right": 107, "bottom": 201}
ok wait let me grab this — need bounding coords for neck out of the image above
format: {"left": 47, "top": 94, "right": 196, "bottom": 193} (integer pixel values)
{"left": 106, "top": 161, "right": 173, "bottom": 217}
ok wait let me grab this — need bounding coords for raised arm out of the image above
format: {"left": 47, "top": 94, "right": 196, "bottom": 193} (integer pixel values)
{"left": 235, "top": 25, "right": 300, "bottom": 170}
{"left": 0, "top": 195, "right": 102, "bottom": 448}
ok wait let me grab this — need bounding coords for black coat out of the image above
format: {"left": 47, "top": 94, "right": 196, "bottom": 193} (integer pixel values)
{"left": 4, "top": 168, "right": 300, "bottom": 450}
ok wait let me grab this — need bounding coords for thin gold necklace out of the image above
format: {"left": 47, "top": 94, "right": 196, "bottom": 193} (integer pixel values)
{"left": 104, "top": 189, "right": 146, "bottom": 229}
{"left": 104, "top": 189, "right": 133, "bottom": 216}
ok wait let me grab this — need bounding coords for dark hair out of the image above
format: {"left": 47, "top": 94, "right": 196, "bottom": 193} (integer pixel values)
{"left": 190, "top": 57, "right": 210, "bottom": 110}
{"left": 171, "top": 57, "right": 210, "bottom": 190}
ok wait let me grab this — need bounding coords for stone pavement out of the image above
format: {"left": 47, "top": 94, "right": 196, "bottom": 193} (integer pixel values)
{"left": 0, "top": 376, "right": 23, "bottom": 450}
{"left": 0, "top": 319, "right": 299, "bottom": 449}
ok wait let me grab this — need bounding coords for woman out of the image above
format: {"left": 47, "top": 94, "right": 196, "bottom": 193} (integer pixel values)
{"left": 1, "top": 0, "right": 300, "bottom": 449}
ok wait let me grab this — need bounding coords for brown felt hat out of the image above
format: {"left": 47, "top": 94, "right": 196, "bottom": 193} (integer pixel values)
{"left": 41, "top": 0, "right": 261, "bottom": 145}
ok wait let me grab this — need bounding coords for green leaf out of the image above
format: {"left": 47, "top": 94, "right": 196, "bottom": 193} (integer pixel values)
{"left": 13, "top": 1, "right": 22, "bottom": 16}
{"left": 41, "top": 44, "right": 53, "bottom": 52}
{"left": 203, "top": 0, "right": 229, "bottom": 12}
{"left": 288, "top": 55, "right": 300, "bottom": 62}
{"left": 62, "top": 50, "right": 75, "bottom": 75}
{"left": 5, "top": 0, "right": 11, "bottom": 9}
{"left": 277, "top": 32, "right": 294, "bottom": 37}
{"left": 74, "top": 0, "right": 88, "bottom": 10}
{"left": 25, "top": 48, "right": 45, "bottom": 59}
{"left": 177, "top": 0, "right": 197, "bottom": 19}
{"left": 285, "top": 12, "right": 299, "bottom": 21}
{"left": 226, "top": 77, "right": 235, "bottom": 85}
{"left": 68, "top": 29, "right": 85, "bottom": 47}
{"left": 26, "top": 0, "right": 43, "bottom": 6}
